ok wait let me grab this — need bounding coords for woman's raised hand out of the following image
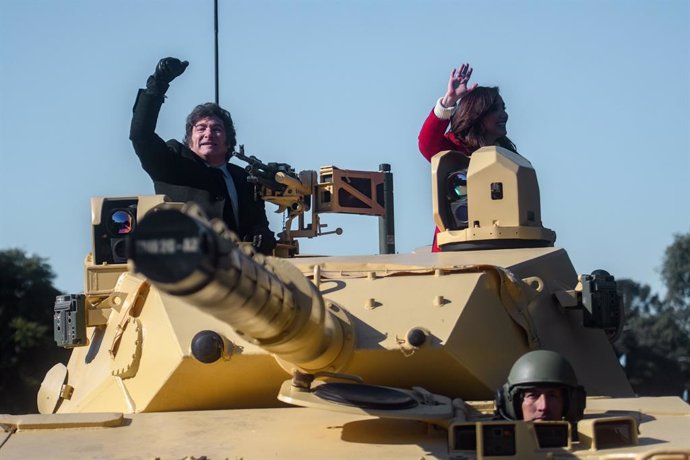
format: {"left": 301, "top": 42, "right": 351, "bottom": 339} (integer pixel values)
{"left": 441, "top": 63, "right": 478, "bottom": 108}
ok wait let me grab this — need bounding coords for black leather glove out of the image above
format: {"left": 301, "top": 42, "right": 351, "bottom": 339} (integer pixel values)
{"left": 145, "top": 57, "right": 189, "bottom": 95}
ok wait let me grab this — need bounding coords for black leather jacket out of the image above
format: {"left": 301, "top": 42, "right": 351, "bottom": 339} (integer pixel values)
{"left": 129, "top": 89, "right": 274, "bottom": 253}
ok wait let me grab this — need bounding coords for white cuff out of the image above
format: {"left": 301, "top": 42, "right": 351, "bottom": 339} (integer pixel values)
{"left": 433, "top": 97, "right": 456, "bottom": 120}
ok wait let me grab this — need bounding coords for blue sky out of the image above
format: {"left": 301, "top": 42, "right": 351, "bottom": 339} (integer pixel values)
{"left": 1, "top": 0, "right": 688, "bottom": 296}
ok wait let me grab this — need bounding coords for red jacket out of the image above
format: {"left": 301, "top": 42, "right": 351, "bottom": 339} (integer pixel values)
{"left": 418, "top": 108, "right": 471, "bottom": 161}
{"left": 417, "top": 103, "right": 471, "bottom": 251}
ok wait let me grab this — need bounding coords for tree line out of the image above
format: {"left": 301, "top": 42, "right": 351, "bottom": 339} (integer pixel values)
{"left": 615, "top": 231, "right": 690, "bottom": 398}
{"left": 1, "top": 231, "right": 688, "bottom": 413}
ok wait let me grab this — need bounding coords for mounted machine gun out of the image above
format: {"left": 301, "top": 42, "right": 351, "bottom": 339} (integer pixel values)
{"left": 233, "top": 145, "right": 394, "bottom": 256}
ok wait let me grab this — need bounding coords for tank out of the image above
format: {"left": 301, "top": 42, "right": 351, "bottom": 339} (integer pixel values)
{"left": 2, "top": 147, "right": 688, "bottom": 459}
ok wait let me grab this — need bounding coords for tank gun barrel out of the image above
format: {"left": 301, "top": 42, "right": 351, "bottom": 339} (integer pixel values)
{"left": 126, "top": 206, "right": 353, "bottom": 373}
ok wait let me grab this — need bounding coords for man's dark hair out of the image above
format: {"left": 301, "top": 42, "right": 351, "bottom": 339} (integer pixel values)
{"left": 183, "top": 103, "right": 237, "bottom": 151}
{"left": 450, "top": 86, "right": 517, "bottom": 153}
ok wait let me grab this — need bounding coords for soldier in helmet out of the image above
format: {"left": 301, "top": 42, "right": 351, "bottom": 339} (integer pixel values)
{"left": 495, "top": 350, "right": 586, "bottom": 423}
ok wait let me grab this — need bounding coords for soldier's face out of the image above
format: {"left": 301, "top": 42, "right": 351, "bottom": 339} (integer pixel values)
{"left": 189, "top": 116, "right": 228, "bottom": 166}
{"left": 520, "top": 387, "right": 565, "bottom": 421}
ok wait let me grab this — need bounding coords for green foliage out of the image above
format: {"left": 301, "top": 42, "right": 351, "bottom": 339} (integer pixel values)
{"left": 615, "top": 229, "right": 690, "bottom": 397}
{"left": 0, "top": 249, "right": 69, "bottom": 414}
{"left": 661, "top": 231, "right": 690, "bottom": 317}
{"left": 10, "top": 317, "right": 50, "bottom": 350}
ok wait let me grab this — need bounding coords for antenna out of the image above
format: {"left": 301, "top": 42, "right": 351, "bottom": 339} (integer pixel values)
{"left": 214, "top": 0, "right": 219, "bottom": 104}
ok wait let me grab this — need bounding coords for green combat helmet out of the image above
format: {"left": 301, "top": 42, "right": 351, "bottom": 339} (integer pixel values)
{"left": 496, "top": 350, "right": 587, "bottom": 423}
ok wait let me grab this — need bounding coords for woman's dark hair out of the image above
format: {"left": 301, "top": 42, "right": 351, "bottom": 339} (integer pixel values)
{"left": 450, "top": 86, "right": 517, "bottom": 153}
{"left": 183, "top": 103, "right": 237, "bottom": 151}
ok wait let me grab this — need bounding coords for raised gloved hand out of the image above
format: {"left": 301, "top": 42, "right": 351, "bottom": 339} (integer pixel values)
{"left": 146, "top": 57, "right": 189, "bottom": 95}
{"left": 154, "top": 57, "right": 189, "bottom": 83}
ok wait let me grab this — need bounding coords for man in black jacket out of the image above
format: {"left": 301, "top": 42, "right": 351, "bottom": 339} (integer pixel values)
{"left": 130, "top": 57, "right": 275, "bottom": 254}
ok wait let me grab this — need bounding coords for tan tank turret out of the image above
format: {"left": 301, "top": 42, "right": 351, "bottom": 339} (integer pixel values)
{"left": 3, "top": 147, "right": 688, "bottom": 459}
